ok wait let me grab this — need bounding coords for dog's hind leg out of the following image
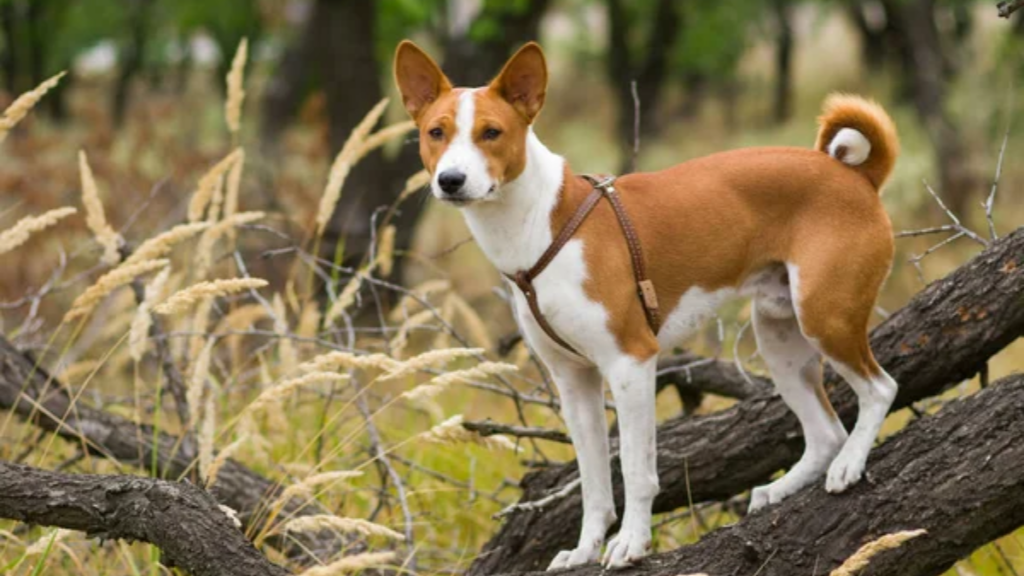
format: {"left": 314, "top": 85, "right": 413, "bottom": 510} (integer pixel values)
{"left": 600, "top": 354, "right": 659, "bottom": 568}
{"left": 546, "top": 361, "right": 616, "bottom": 570}
{"left": 787, "top": 258, "right": 897, "bottom": 494}
{"left": 748, "top": 301, "right": 848, "bottom": 512}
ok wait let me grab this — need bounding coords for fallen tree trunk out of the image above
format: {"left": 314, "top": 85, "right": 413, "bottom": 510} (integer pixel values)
{"left": 497, "top": 373, "right": 1024, "bottom": 576}
{"left": 0, "top": 336, "right": 366, "bottom": 565}
{"left": 470, "top": 227, "right": 1024, "bottom": 575}
{"left": 0, "top": 461, "right": 289, "bottom": 576}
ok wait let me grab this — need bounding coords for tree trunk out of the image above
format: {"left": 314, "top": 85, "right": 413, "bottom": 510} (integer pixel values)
{"left": 0, "top": 1, "right": 17, "bottom": 94}
{"left": 772, "top": 0, "right": 793, "bottom": 123}
{"left": 262, "top": 0, "right": 419, "bottom": 271}
{"left": 0, "top": 461, "right": 290, "bottom": 576}
{"left": 468, "top": 226, "right": 1024, "bottom": 575}
{"left": 493, "top": 373, "right": 1024, "bottom": 576}
{"left": 113, "top": 0, "right": 152, "bottom": 127}
{"left": 883, "top": 0, "right": 974, "bottom": 214}
{"left": 606, "top": 0, "right": 682, "bottom": 173}
{"left": 0, "top": 335, "right": 375, "bottom": 566}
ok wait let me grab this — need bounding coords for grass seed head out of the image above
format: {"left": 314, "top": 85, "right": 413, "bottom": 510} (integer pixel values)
{"left": 830, "top": 529, "right": 927, "bottom": 576}
{"left": 65, "top": 259, "right": 169, "bottom": 322}
{"left": 0, "top": 207, "right": 77, "bottom": 256}
{"left": 154, "top": 277, "right": 268, "bottom": 315}
{"left": 225, "top": 38, "right": 248, "bottom": 135}
{"left": 0, "top": 71, "right": 65, "bottom": 141}
{"left": 78, "top": 151, "right": 123, "bottom": 265}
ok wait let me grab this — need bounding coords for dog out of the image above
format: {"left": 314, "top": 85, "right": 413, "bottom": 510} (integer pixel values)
{"left": 394, "top": 40, "right": 899, "bottom": 569}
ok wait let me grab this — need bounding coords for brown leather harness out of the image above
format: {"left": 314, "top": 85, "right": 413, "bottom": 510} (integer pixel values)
{"left": 505, "top": 174, "right": 661, "bottom": 355}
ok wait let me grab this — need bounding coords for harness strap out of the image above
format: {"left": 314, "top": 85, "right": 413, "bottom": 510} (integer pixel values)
{"left": 505, "top": 175, "right": 660, "bottom": 356}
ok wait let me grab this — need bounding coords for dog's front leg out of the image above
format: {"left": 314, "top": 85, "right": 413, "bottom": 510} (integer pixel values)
{"left": 546, "top": 361, "right": 616, "bottom": 570}
{"left": 601, "top": 355, "right": 659, "bottom": 568}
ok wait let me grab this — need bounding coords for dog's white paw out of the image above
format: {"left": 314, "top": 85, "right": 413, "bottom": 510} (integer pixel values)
{"left": 547, "top": 543, "right": 600, "bottom": 571}
{"left": 601, "top": 525, "right": 650, "bottom": 569}
{"left": 826, "top": 449, "right": 866, "bottom": 493}
{"left": 748, "top": 484, "right": 773, "bottom": 513}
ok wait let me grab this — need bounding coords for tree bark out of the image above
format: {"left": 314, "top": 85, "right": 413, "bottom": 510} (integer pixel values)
{"left": 469, "top": 226, "right": 1024, "bottom": 575}
{"left": 0, "top": 461, "right": 289, "bottom": 576}
{"left": 655, "top": 351, "right": 770, "bottom": 414}
{"left": 0, "top": 336, "right": 372, "bottom": 565}
{"left": 494, "top": 373, "right": 1024, "bottom": 576}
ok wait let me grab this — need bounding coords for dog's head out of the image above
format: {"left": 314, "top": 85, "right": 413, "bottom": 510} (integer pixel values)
{"left": 394, "top": 41, "right": 548, "bottom": 206}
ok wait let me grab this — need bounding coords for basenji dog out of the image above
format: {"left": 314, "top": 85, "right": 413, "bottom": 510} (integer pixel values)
{"left": 394, "top": 40, "right": 899, "bottom": 569}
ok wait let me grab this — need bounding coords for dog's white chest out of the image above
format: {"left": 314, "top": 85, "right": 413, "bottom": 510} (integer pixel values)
{"left": 508, "top": 239, "right": 621, "bottom": 362}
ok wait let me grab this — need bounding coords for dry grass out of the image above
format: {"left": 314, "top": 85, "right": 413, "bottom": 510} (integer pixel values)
{"left": 154, "top": 277, "right": 268, "bottom": 315}
{"left": 830, "top": 529, "right": 927, "bottom": 576}
{"left": 0, "top": 207, "right": 77, "bottom": 256}
{"left": 1, "top": 13, "right": 1022, "bottom": 576}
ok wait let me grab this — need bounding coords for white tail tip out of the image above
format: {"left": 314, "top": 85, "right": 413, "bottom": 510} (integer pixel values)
{"left": 828, "top": 128, "right": 871, "bottom": 166}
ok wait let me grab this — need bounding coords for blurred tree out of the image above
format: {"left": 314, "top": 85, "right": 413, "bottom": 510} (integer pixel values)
{"left": 113, "top": 0, "right": 153, "bottom": 127}
{"left": 0, "top": 0, "right": 74, "bottom": 120}
{"left": 262, "top": 0, "right": 423, "bottom": 271}
{"left": 442, "top": 0, "right": 551, "bottom": 86}
{"left": 849, "top": 0, "right": 975, "bottom": 212}
{"left": 606, "top": 0, "right": 682, "bottom": 173}
{"left": 772, "top": 0, "right": 794, "bottom": 123}
{"left": 262, "top": 0, "right": 552, "bottom": 275}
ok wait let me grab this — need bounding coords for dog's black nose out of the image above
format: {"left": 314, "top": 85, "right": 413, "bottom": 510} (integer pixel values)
{"left": 437, "top": 170, "right": 467, "bottom": 195}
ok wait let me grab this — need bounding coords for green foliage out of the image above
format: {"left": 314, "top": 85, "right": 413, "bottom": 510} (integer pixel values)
{"left": 672, "top": 0, "right": 768, "bottom": 79}
{"left": 376, "top": 0, "right": 446, "bottom": 65}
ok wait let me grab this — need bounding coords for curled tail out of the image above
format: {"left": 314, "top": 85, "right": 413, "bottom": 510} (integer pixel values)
{"left": 815, "top": 94, "right": 899, "bottom": 192}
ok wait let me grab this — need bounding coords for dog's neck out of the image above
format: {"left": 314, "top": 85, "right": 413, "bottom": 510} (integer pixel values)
{"left": 460, "top": 128, "right": 566, "bottom": 275}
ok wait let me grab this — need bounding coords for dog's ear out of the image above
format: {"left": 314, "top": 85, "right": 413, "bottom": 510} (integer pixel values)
{"left": 394, "top": 40, "right": 452, "bottom": 122}
{"left": 490, "top": 42, "right": 547, "bottom": 123}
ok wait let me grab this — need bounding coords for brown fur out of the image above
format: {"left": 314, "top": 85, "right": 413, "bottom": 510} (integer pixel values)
{"left": 395, "top": 42, "right": 898, "bottom": 379}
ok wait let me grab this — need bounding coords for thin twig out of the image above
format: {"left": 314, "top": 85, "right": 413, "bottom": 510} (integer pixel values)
{"left": 461, "top": 419, "right": 570, "bottom": 444}
{"left": 630, "top": 79, "right": 641, "bottom": 174}
{"left": 494, "top": 478, "right": 582, "bottom": 519}
{"left": 985, "top": 81, "right": 1014, "bottom": 240}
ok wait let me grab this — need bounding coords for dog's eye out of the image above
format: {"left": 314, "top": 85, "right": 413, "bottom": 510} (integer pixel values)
{"left": 482, "top": 128, "right": 502, "bottom": 141}
{"left": 428, "top": 127, "right": 444, "bottom": 141}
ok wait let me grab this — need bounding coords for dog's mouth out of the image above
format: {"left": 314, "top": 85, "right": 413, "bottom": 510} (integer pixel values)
{"left": 438, "top": 185, "right": 497, "bottom": 207}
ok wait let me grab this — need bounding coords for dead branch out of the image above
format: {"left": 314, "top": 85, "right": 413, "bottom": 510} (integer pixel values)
{"left": 469, "top": 226, "right": 1024, "bottom": 575}
{"left": 0, "top": 335, "right": 372, "bottom": 565}
{"left": 462, "top": 419, "right": 571, "bottom": 444}
{"left": 0, "top": 460, "right": 289, "bottom": 576}
{"left": 494, "top": 374, "right": 1024, "bottom": 576}
{"left": 657, "top": 351, "right": 769, "bottom": 401}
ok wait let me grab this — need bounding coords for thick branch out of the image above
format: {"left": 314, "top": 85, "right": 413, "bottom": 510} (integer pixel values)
{"left": 470, "top": 226, "right": 1024, "bottom": 575}
{"left": 656, "top": 352, "right": 769, "bottom": 402}
{"left": 0, "top": 461, "right": 289, "bottom": 576}
{"left": 500, "top": 374, "right": 1024, "bottom": 576}
{"left": 0, "top": 336, "right": 369, "bottom": 564}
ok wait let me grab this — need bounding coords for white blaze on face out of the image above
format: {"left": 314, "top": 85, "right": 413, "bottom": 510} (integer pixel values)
{"left": 433, "top": 90, "right": 495, "bottom": 201}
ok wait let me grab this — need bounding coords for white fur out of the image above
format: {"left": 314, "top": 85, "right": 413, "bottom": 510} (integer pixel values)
{"left": 828, "top": 127, "right": 871, "bottom": 166}
{"left": 823, "top": 363, "right": 896, "bottom": 492}
{"left": 657, "top": 286, "right": 734, "bottom": 349}
{"left": 432, "top": 90, "right": 495, "bottom": 201}
{"left": 748, "top": 299, "right": 847, "bottom": 512}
